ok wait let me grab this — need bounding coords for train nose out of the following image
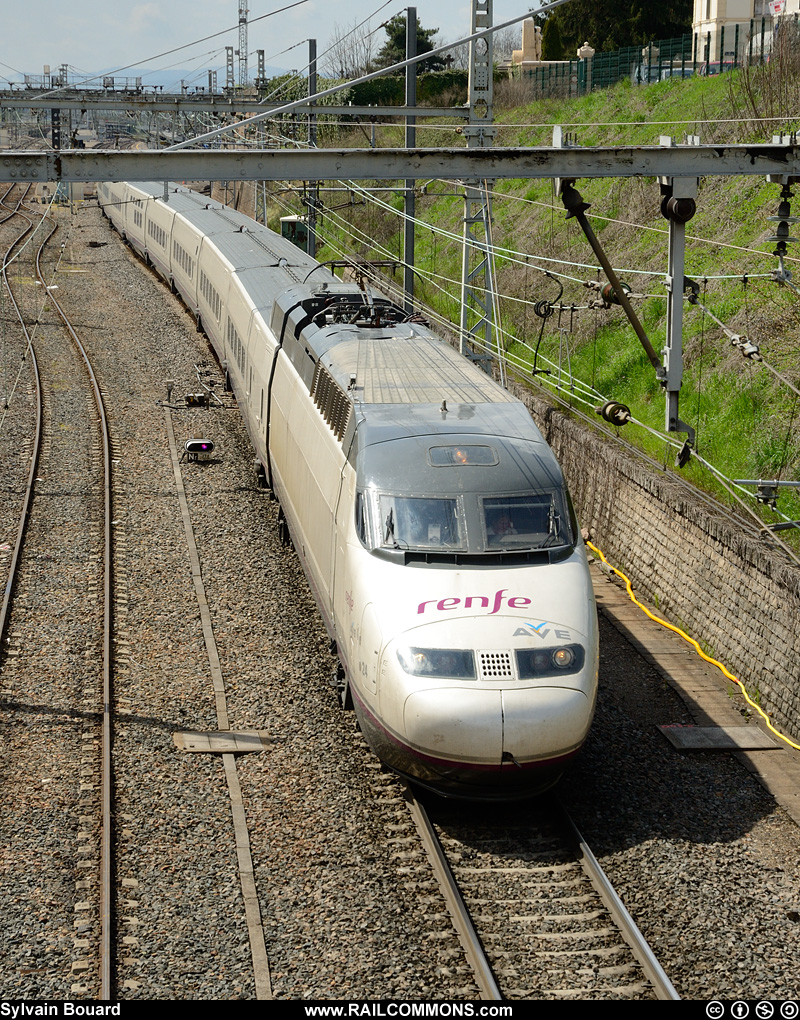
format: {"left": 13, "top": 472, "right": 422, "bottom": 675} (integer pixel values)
{"left": 387, "top": 615, "right": 595, "bottom": 775}
{"left": 402, "top": 686, "right": 590, "bottom": 766}
{"left": 403, "top": 688, "right": 504, "bottom": 765}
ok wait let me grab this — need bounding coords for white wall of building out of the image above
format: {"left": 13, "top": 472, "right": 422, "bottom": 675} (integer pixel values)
{"left": 693, "top": 0, "right": 800, "bottom": 63}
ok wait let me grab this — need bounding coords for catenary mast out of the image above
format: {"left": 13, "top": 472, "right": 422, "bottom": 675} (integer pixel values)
{"left": 239, "top": 1, "right": 249, "bottom": 87}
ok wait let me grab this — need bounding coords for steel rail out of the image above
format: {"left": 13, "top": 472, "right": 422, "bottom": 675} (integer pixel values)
{"left": 403, "top": 774, "right": 678, "bottom": 1000}
{"left": 34, "top": 228, "right": 116, "bottom": 1000}
{"left": 554, "top": 799, "right": 681, "bottom": 1001}
{"left": 402, "top": 783, "right": 503, "bottom": 1001}
{"left": 0, "top": 182, "right": 21, "bottom": 217}
{"left": 0, "top": 189, "right": 42, "bottom": 656}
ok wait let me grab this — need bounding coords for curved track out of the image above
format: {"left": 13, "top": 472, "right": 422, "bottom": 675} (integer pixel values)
{"left": 34, "top": 227, "right": 117, "bottom": 998}
{"left": 0, "top": 194, "right": 116, "bottom": 997}
{"left": 0, "top": 185, "right": 41, "bottom": 650}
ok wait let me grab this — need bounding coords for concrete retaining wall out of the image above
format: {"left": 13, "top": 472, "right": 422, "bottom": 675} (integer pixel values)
{"left": 516, "top": 386, "right": 800, "bottom": 744}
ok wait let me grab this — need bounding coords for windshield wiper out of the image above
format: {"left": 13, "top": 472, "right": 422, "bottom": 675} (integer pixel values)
{"left": 384, "top": 507, "right": 397, "bottom": 546}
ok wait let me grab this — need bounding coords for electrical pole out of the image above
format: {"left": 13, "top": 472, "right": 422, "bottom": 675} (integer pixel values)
{"left": 238, "top": 1, "right": 249, "bottom": 88}
{"left": 459, "top": 0, "right": 497, "bottom": 372}
{"left": 404, "top": 8, "right": 417, "bottom": 311}
{"left": 307, "top": 39, "right": 318, "bottom": 258}
{"left": 659, "top": 135, "right": 699, "bottom": 457}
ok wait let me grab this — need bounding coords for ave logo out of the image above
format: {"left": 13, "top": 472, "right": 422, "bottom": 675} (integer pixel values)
{"left": 514, "top": 621, "right": 572, "bottom": 640}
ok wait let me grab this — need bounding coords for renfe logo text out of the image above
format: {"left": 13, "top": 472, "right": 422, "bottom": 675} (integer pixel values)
{"left": 417, "top": 589, "right": 530, "bottom": 616}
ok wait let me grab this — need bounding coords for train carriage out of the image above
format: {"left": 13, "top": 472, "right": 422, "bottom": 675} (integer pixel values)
{"left": 100, "top": 181, "right": 599, "bottom": 800}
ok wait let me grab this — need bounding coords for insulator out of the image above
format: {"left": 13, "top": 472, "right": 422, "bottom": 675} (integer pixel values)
{"left": 771, "top": 199, "right": 797, "bottom": 221}
{"left": 664, "top": 196, "right": 697, "bottom": 224}
{"left": 600, "top": 281, "right": 631, "bottom": 306}
{"left": 675, "top": 441, "right": 692, "bottom": 469}
{"left": 597, "top": 400, "right": 631, "bottom": 426}
{"left": 766, "top": 221, "right": 798, "bottom": 244}
{"left": 756, "top": 484, "right": 778, "bottom": 507}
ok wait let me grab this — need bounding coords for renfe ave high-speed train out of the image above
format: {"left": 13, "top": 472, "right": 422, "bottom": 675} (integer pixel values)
{"left": 98, "top": 181, "right": 599, "bottom": 801}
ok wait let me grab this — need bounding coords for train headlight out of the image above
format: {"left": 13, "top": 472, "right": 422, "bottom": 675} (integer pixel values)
{"left": 516, "top": 644, "right": 584, "bottom": 679}
{"left": 396, "top": 647, "right": 476, "bottom": 679}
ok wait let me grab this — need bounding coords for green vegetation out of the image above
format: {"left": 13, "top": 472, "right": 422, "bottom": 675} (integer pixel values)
{"left": 543, "top": 0, "right": 692, "bottom": 53}
{"left": 540, "top": 18, "right": 564, "bottom": 61}
{"left": 373, "top": 14, "right": 445, "bottom": 72}
{"left": 282, "top": 63, "right": 800, "bottom": 541}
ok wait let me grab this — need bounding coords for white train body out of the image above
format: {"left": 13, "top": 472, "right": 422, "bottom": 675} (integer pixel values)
{"left": 99, "top": 181, "right": 599, "bottom": 800}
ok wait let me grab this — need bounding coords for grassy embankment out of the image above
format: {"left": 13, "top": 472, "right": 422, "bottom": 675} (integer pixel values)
{"left": 287, "top": 67, "right": 800, "bottom": 535}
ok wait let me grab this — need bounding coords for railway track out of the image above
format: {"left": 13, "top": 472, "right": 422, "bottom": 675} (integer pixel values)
{"left": 351, "top": 731, "right": 677, "bottom": 1000}
{"left": 1, "top": 194, "right": 268, "bottom": 1000}
{"left": 0, "top": 183, "right": 40, "bottom": 649}
{"left": 403, "top": 788, "right": 678, "bottom": 1000}
{"left": 0, "top": 194, "right": 115, "bottom": 997}
{"left": 0, "top": 196, "right": 285, "bottom": 999}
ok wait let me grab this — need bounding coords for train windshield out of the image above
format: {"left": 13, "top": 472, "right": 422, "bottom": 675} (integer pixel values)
{"left": 357, "top": 432, "right": 576, "bottom": 556}
{"left": 379, "top": 495, "right": 465, "bottom": 551}
{"left": 482, "top": 494, "right": 568, "bottom": 549}
{"left": 362, "top": 489, "right": 573, "bottom": 555}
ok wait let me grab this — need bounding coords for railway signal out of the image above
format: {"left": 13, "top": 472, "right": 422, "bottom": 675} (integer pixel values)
{"left": 184, "top": 437, "right": 214, "bottom": 461}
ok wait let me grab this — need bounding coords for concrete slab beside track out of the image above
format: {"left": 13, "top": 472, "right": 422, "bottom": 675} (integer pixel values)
{"left": 591, "top": 562, "right": 800, "bottom": 827}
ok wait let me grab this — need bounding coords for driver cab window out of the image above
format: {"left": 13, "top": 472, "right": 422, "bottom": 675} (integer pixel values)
{"left": 378, "top": 495, "right": 463, "bottom": 551}
{"left": 483, "top": 494, "right": 566, "bottom": 550}
{"left": 355, "top": 491, "right": 369, "bottom": 545}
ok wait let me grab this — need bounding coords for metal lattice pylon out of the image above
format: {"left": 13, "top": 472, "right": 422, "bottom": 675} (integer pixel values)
{"left": 459, "top": 0, "right": 499, "bottom": 373}
{"left": 238, "top": 2, "right": 249, "bottom": 87}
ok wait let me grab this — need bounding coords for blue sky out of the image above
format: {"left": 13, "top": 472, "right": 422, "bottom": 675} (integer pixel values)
{"left": 2, "top": 1, "right": 536, "bottom": 88}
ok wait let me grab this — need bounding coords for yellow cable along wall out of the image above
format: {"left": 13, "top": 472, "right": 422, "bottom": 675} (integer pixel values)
{"left": 587, "top": 540, "right": 800, "bottom": 752}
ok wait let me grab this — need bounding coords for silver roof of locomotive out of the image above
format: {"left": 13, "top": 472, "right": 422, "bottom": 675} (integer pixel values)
{"left": 288, "top": 289, "right": 517, "bottom": 408}
{"left": 273, "top": 280, "right": 549, "bottom": 454}
{"left": 137, "top": 190, "right": 549, "bottom": 459}
{"left": 348, "top": 333, "right": 516, "bottom": 406}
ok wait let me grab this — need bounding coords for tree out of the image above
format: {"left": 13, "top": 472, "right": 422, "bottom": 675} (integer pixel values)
{"left": 374, "top": 15, "right": 445, "bottom": 72}
{"left": 323, "top": 18, "right": 378, "bottom": 78}
{"left": 540, "top": 18, "right": 564, "bottom": 61}
{"left": 548, "top": 1, "right": 692, "bottom": 53}
{"left": 492, "top": 25, "right": 520, "bottom": 64}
